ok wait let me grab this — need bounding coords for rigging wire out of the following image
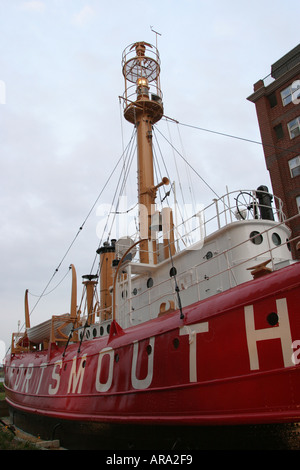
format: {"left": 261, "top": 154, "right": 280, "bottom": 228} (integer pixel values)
{"left": 154, "top": 124, "right": 227, "bottom": 205}
{"left": 27, "top": 128, "right": 137, "bottom": 319}
{"left": 153, "top": 126, "right": 207, "bottom": 244}
{"left": 172, "top": 119, "right": 300, "bottom": 156}
{"left": 154, "top": 161, "right": 184, "bottom": 320}
{"left": 28, "top": 266, "right": 72, "bottom": 298}
{"left": 87, "top": 128, "right": 137, "bottom": 278}
{"left": 176, "top": 122, "right": 197, "bottom": 212}
{"left": 166, "top": 120, "right": 187, "bottom": 209}
{"left": 119, "top": 97, "right": 127, "bottom": 196}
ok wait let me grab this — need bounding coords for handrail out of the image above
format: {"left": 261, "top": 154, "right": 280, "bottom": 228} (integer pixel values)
{"left": 121, "top": 189, "right": 286, "bottom": 261}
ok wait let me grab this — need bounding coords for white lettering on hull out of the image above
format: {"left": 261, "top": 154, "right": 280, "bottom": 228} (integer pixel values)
{"left": 48, "top": 360, "right": 62, "bottom": 395}
{"left": 179, "top": 322, "right": 209, "bottom": 382}
{"left": 95, "top": 347, "right": 114, "bottom": 392}
{"left": 244, "top": 298, "right": 293, "bottom": 370}
{"left": 131, "top": 337, "right": 155, "bottom": 389}
{"left": 8, "top": 297, "right": 296, "bottom": 398}
{"left": 13, "top": 364, "right": 24, "bottom": 391}
{"left": 36, "top": 363, "right": 47, "bottom": 394}
{"left": 67, "top": 355, "right": 87, "bottom": 394}
{"left": 20, "top": 363, "right": 34, "bottom": 393}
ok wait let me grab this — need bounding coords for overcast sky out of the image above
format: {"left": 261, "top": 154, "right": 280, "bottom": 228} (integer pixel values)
{"left": 0, "top": 0, "right": 299, "bottom": 358}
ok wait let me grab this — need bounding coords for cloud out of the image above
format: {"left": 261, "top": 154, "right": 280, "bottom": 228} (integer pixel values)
{"left": 20, "top": 1, "right": 45, "bottom": 11}
{"left": 72, "top": 5, "right": 94, "bottom": 26}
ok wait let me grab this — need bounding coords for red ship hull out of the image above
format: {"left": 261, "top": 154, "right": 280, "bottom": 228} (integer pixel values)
{"left": 4, "top": 262, "right": 300, "bottom": 447}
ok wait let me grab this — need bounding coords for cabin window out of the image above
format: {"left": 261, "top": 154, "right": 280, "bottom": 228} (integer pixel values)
{"left": 204, "top": 251, "right": 213, "bottom": 260}
{"left": 267, "top": 312, "right": 279, "bottom": 326}
{"left": 249, "top": 231, "right": 263, "bottom": 245}
{"left": 147, "top": 277, "right": 154, "bottom": 288}
{"left": 170, "top": 267, "right": 177, "bottom": 277}
{"left": 272, "top": 233, "right": 281, "bottom": 246}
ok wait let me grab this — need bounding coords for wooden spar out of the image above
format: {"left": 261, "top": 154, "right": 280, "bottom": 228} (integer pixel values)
{"left": 24, "top": 289, "right": 30, "bottom": 329}
{"left": 70, "top": 264, "right": 77, "bottom": 321}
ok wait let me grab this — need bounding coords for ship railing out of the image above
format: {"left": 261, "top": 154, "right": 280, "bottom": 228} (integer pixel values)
{"left": 122, "top": 82, "right": 163, "bottom": 113}
{"left": 112, "top": 212, "right": 300, "bottom": 326}
{"left": 181, "top": 188, "right": 285, "bottom": 242}
{"left": 124, "top": 189, "right": 286, "bottom": 263}
{"left": 10, "top": 332, "right": 29, "bottom": 354}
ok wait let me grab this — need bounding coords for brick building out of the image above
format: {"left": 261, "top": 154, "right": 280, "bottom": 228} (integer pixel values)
{"left": 248, "top": 44, "right": 300, "bottom": 259}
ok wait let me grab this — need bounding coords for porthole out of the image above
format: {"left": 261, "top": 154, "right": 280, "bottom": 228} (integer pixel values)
{"left": 132, "top": 288, "right": 138, "bottom": 295}
{"left": 86, "top": 329, "right": 90, "bottom": 339}
{"left": 204, "top": 251, "right": 213, "bottom": 260}
{"left": 267, "top": 312, "right": 279, "bottom": 326}
{"left": 100, "top": 326, "right": 104, "bottom": 336}
{"left": 93, "top": 328, "right": 98, "bottom": 338}
{"left": 250, "top": 231, "right": 263, "bottom": 245}
{"left": 115, "top": 353, "right": 119, "bottom": 363}
{"left": 170, "top": 267, "right": 177, "bottom": 277}
{"left": 107, "top": 324, "right": 110, "bottom": 334}
{"left": 173, "top": 337, "right": 180, "bottom": 349}
{"left": 272, "top": 233, "right": 281, "bottom": 246}
{"left": 147, "top": 277, "right": 154, "bottom": 288}
{"left": 82, "top": 360, "right": 86, "bottom": 368}
{"left": 146, "top": 344, "right": 152, "bottom": 355}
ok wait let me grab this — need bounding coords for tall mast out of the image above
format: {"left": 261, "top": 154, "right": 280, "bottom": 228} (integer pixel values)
{"left": 122, "top": 41, "right": 169, "bottom": 264}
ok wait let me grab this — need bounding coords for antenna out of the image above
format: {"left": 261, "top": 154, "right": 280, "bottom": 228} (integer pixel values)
{"left": 150, "top": 25, "right": 162, "bottom": 49}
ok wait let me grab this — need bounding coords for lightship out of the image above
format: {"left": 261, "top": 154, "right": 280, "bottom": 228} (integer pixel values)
{"left": 4, "top": 41, "right": 300, "bottom": 450}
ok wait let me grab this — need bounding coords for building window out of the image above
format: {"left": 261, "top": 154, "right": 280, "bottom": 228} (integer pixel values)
{"left": 296, "top": 196, "right": 300, "bottom": 214}
{"left": 289, "top": 156, "right": 300, "bottom": 177}
{"left": 287, "top": 117, "right": 300, "bottom": 139}
{"left": 274, "top": 123, "right": 284, "bottom": 140}
{"left": 281, "top": 81, "right": 300, "bottom": 106}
